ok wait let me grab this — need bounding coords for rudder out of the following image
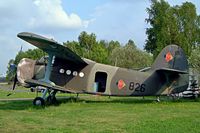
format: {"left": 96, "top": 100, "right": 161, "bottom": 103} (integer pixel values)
{"left": 151, "top": 45, "right": 188, "bottom": 72}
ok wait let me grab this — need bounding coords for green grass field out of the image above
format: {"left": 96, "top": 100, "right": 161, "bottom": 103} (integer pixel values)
{"left": 0, "top": 85, "right": 200, "bottom": 133}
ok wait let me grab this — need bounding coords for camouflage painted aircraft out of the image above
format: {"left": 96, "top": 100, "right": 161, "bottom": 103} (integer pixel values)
{"left": 15, "top": 32, "right": 189, "bottom": 106}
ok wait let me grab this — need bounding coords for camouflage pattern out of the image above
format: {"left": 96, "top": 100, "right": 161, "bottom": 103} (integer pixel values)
{"left": 17, "top": 32, "right": 189, "bottom": 97}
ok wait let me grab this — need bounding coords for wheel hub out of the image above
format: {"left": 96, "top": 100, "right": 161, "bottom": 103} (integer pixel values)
{"left": 35, "top": 100, "right": 42, "bottom": 105}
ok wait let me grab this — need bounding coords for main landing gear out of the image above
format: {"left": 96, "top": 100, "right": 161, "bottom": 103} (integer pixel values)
{"left": 33, "top": 97, "right": 45, "bottom": 106}
{"left": 156, "top": 96, "right": 160, "bottom": 102}
{"left": 32, "top": 87, "right": 57, "bottom": 106}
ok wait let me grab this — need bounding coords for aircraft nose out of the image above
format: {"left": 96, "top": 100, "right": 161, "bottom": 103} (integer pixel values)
{"left": 17, "top": 58, "right": 36, "bottom": 86}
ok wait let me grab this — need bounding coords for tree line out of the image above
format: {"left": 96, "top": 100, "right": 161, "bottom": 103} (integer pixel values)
{"left": 64, "top": 31, "right": 152, "bottom": 69}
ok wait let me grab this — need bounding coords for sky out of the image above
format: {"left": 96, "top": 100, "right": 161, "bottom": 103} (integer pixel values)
{"left": 0, "top": 0, "right": 199, "bottom": 76}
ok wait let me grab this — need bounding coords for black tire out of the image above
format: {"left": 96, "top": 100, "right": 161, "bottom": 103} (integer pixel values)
{"left": 194, "top": 94, "right": 198, "bottom": 99}
{"left": 47, "top": 95, "right": 57, "bottom": 105}
{"left": 33, "top": 97, "right": 45, "bottom": 106}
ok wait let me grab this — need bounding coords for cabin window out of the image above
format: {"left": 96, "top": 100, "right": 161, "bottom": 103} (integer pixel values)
{"left": 94, "top": 72, "right": 107, "bottom": 93}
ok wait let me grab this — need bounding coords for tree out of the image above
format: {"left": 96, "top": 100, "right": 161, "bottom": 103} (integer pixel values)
{"left": 65, "top": 32, "right": 152, "bottom": 68}
{"left": 64, "top": 41, "right": 83, "bottom": 56}
{"left": 197, "top": 16, "right": 200, "bottom": 45}
{"left": 107, "top": 40, "right": 121, "bottom": 56}
{"left": 64, "top": 32, "right": 110, "bottom": 64}
{"left": 145, "top": 0, "right": 171, "bottom": 57}
{"left": 145, "top": 0, "right": 200, "bottom": 58}
{"left": 189, "top": 46, "right": 200, "bottom": 70}
{"left": 6, "top": 49, "right": 45, "bottom": 80}
{"left": 78, "top": 31, "right": 97, "bottom": 58}
{"left": 175, "top": 2, "right": 200, "bottom": 55}
{"left": 110, "top": 40, "right": 152, "bottom": 69}
{"left": 14, "top": 49, "right": 45, "bottom": 65}
{"left": 90, "top": 44, "right": 108, "bottom": 64}
{"left": 6, "top": 59, "right": 15, "bottom": 81}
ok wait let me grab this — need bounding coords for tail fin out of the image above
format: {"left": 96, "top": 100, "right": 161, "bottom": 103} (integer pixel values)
{"left": 152, "top": 45, "right": 188, "bottom": 73}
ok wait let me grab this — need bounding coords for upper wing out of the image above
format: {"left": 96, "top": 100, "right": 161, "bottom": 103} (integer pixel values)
{"left": 17, "top": 32, "right": 87, "bottom": 66}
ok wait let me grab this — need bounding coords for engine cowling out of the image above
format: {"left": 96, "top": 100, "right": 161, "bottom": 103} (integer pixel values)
{"left": 17, "top": 58, "right": 36, "bottom": 87}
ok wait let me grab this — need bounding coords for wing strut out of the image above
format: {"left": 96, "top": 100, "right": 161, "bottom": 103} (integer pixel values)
{"left": 40, "top": 53, "right": 55, "bottom": 86}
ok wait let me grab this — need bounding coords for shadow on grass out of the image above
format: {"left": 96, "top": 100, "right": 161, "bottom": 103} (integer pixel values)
{"left": 0, "top": 97, "right": 154, "bottom": 110}
{"left": 55, "top": 96, "right": 199, "bottom": 105}
{"left": 0, "top": 100, "right": 34, "bottom": 110}
{"left": 0, "top": 96, "right": 199, "bottom": 111}
{"left": 52, "top": 96, "right": 160, "bottom": 104}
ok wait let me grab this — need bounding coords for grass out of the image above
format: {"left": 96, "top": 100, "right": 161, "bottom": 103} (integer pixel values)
{"left": 0, "top": 85, "right": 200, "bottom": 133}
{"left": 0, "top": 84, "right": 68, "bottom": 99}
{"left": 0, "top": 86, "right": 36, "bottom": 99}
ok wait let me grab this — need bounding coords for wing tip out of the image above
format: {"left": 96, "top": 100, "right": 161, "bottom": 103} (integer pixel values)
{"left": 17, "top": 32, "right": 58, "bottom": 45}
{"left": 17, "top": 32, "right": 30, "bottom": 38}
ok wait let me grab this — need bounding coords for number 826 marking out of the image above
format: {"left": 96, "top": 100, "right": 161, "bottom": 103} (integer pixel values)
{"left": 129, "top": 82, "right": 146, "bottom": 92}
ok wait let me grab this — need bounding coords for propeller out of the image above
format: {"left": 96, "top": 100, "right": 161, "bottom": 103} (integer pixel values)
{"left": 12, "top": 74, "right": 18, "bottom": 90}
{"left": 7, "top": 64, "right": 17, "bottom": 96}
{"left": 7, "top": 76, "right": 17, "bottom": 97}
{"left": 7, "top": 46, "right": 23, "bottom": 96}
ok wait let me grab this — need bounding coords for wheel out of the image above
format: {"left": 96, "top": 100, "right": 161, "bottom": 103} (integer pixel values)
{"left": 33, "top": 97, "right": 45, "bottom": 106}
{"left": 194, "top": 94, "right": 198, "bottom": 99}
{"left": 47, "top": 95, "right": 57, "bottom": 105}
{"left": 156, "top": 97, "right": 160, "bottom": 102}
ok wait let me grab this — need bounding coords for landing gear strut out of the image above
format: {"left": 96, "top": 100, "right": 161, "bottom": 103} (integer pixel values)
{"left": 46, "top": 91, "right": 57, "bottom": 105}
{"left": 156, "top": 96, "right": 160, "bottom": 102}
{"left": 46, "top": 95, "right": 57, "bottom": 105}
{"left": 33, "top": 87, "right": 57, "bottom": 106}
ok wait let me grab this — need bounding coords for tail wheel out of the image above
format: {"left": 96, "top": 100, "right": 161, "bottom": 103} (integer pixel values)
{"left": 194, "top": 94, "right": 198, "bottom": 99}
{"left": 33, "top": 97, "right": 45, "bottom": 106}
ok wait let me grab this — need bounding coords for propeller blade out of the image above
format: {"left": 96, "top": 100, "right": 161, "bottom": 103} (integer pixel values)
{"left": 7, "top": 93, "right": 12, "bottom": 96}
{"left": 7, "top": 74, "right": 18, "bottom": 96}
{"left": 12, "top": 74, "right": 18, "bottom": 90}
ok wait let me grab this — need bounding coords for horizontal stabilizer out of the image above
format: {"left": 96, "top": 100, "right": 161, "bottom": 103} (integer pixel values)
{"left": 139, "top": 67, "right": 151, "bottom": 72}
{"left": 156, "top": 68, "right": 188, "bottom": 74}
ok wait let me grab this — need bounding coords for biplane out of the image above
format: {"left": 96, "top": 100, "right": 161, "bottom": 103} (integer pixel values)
{"left": 15, "top": 32, "right": 190, "bottom": 105}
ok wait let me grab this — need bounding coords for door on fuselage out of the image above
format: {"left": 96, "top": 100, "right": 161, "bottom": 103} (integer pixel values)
{"left": 94, "top": 72, "right": 107, "bottom": 93}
